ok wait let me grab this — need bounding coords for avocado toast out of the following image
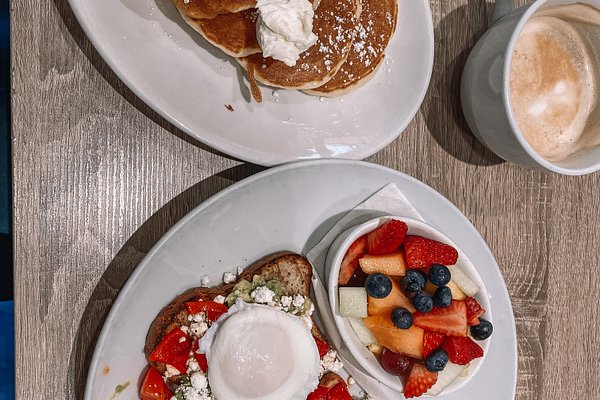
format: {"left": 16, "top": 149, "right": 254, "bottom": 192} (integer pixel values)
{"left": 140, "top": 252, "right": 351, "bottom": 400}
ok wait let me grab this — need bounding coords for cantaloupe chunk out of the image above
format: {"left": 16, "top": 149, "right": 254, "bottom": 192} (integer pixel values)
{"left": 359, "top": 252, "right": 407, "bottom": 276}
{"left": 368, "top": 278, "right": 416, "bottom": 315}
{"left": 364, "top": 312, "right": 424, "bottom": 359}
{"left": 447, "top": 280, "right": 466, "bottom": 300}
{"left": 424, "top": 280, "right": 466, "bottom": 300}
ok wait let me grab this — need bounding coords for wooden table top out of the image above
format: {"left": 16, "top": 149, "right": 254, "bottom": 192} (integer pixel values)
{"left": 11, "top": 0, "right": 600, "bottom": 398}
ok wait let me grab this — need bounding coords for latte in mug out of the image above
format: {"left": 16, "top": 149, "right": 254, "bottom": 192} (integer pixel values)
{"left": 509, "top": 3, "right": 600, "bottom": 162}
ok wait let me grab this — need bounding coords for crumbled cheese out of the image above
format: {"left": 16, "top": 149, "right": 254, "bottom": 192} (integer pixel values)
{"left": 180, "top": 325, "right": 190, "bottom": 335}
{"left": 200, "top": 275, "right": 210, "bottom": 287}
{"left": 293, "top": 294, "right": 305, "bottom": 308}
{"left": 190, "top": 372, "right": 208, "bottom": 390}
{"left": 165, "top": 364, "right": 181, "bottom": 377}
{"left": 190, "top": 322, "right": 209, "bottom": 337}
{"left": 237, "top": 266, "right": 243, "bottom": 275}
{"left": 319, "top": 349, "right": 343, "bottom": 377}
{"left": 213, "top": 295, "right": 226, "bottom": 304}
{"left": 251, "top": 286, "right": 276, "bottom": 304}
{"left": 188, "top": 313, "right": 205, "bottom": 323}
{"left": 223, "top": 272, "right": 236, "bottom": 284}
{"left": 187, "top": 358, "right": 200, "bottom": 373}
{"left": 174, "top": 371, "right": 213, "bottom": 400}
{"left": 280, "top": 295, "right": 292, "bottom": 309}
{"left": 178, "top": 336, "right": 187, "bottom": 343}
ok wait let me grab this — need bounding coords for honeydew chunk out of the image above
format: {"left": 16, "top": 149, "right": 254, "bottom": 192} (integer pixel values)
{"left": 338, "top": 287, "right": 368, "bottom": 318}
{"left": 427, "top": 362, "right": 469, "bottom": 395}
{"left": 359, "top": 252, "right": 407, "bottom": 276}
{"left": 348, "top": 317, "right": 377, "bottom": 346}
{"left": 449, "top": 264, "right": 480, "bottom": 297}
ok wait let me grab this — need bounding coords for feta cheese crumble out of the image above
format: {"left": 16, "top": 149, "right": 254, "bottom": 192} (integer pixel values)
{"left": 213, "top": 295, "right": 226, "bottom": 304}
{"left": 250, "top": 286, "right": 276, "bottom": 304}
{"left": 318, "top": 349, "right": 343, "bottom": 377}
{"left": 200, "top": 275, "right": 210, "bottom": 287}
{"left": 223, "top": 272, "right": 236, "bottom": 284}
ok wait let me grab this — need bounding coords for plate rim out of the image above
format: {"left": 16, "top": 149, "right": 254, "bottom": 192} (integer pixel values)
{"left": 66, "top": 0, "right": 435, "bottom": 166}
{"left": 83, "top": 159, "right": 517, "bottom": 399}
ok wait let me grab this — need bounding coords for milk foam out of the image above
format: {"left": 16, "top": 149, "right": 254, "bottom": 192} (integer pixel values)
{"left": 509, "top": 3, "right": 600, "bottom": 161}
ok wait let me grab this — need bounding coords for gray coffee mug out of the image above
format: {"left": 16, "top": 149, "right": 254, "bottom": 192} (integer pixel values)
{"left": 461, "top": 0, "right": 600, "bottom": 175}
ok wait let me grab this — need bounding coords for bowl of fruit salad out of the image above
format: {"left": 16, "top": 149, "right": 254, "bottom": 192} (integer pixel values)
{"left": 326, "top": 216, "right": 494, "bottom": 398}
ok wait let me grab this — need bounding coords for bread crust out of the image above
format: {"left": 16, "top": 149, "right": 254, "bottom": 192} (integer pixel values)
{"left": 144, "top": 251, "right": 313, "bottom": 358}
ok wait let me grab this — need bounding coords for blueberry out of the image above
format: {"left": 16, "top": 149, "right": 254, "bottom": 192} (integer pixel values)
{"left": 365, "top": 273, "right": 392, "bottom": 299}
{"left": 391, "top": 307, "right": 413, "bottom": 329}
{"left": 401, "top": 270, "right": 427, "bottom": 295}
{"left": 425, "top": 349, "right": 449, "bottom": 372}
{"left": 428, "top": 264, "right": 451, "bottom": 287}
{"left": 433, "top": 286, "right": 452, "bottom": 308}
{"left": 470, "top": 318, "right": 494, "bottom": 340}
{"left": 412, "top": 291, "right": 433, "bottom": 313}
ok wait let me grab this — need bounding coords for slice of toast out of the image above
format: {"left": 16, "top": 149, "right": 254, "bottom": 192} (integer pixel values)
{"left": 145, "top": 251, "right": 315, "bottom": 358}
{"left": 143, "top": 251, "right": 352, "bottom": 396}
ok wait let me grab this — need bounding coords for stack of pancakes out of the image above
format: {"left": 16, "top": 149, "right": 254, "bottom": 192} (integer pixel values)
{"left": 172, "top": 0, "right": 398, "bottom": 101}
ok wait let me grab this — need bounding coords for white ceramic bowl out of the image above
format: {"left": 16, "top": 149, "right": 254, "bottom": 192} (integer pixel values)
{"left": 325, "top": 216, "right": 491, "bottom": 395}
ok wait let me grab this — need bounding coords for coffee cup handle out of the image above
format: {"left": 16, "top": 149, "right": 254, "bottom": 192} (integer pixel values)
{"left": 493, "top": 0, "right": 513, "bottom": 22}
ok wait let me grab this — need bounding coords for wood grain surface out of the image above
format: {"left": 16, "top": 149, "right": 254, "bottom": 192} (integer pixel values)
{"left": 11, "top": 0, "right": 600, "bottom": 399}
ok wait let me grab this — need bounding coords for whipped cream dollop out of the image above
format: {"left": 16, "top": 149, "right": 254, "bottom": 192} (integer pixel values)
{"left": 256, "top": 0, "right": 318, "bottom": 67}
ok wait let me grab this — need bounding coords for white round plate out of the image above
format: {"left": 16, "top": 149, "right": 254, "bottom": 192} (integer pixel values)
{"left": 84, "top": 160, "right": 517, "bottom": 399}
{"left": 68, "top": 0, "right": 434, "bottom": 166}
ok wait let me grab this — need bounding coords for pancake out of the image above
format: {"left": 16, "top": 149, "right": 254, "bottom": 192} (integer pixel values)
{"left": 171, "top": 0, "right": 256, "bottom": 19}
{"left": 237, "top": 0, "right": 361, "bottom": 90}
{"left": 181, "top": 9, "right": 261, "bottom": 57}
{"left": 305, "top": 0, "right": 397, "bottom": 96}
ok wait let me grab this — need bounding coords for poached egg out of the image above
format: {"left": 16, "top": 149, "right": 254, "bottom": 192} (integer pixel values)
{"left": 199, "top": 300, "right": 320, "bottom": 399}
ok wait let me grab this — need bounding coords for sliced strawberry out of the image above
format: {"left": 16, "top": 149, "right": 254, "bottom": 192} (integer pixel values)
{"left": 306, "top": 386, "right": 328, "bottom": 400}
{"left": 194, "top": 353, "right": 208, "bottom": 372}
{"left": 422, "top": 331, "right": 445, "bottom": 358}
{"left": 192, "top": 339, "right": 208, "bottom": 372}
{"left": 328, "top": 382, "right": 352, "bottom": 400}
{"left": 140, "top": 366, "right": 173, "bottom": 400}
{"left": 313, "top": 335, "right": 331, "bottom": 358}
{"left": 404, "top": 236, "right": 458, "bottom": 269}
{"left": 184, "top": 301, "right": 229, "bottom": 321}
{"left": 339, "top": 236, "right": 368, "bottom": 285}
{"left": 366, "top": 220, "right": 408, "bottom": 255}
{"left": 464, "top": 297, "right": 485, "bottom": 326}
{"left": 403, "top": 363, "right": 438, "bottom": 398}
{"left": 149, "top": 328, "right": 192, "bottom": 374}
{"left": 413, "top": 300, "right": 467, "bottom": 337}
{"left": 442, "top": 336, "right": 484, "bottom": 365}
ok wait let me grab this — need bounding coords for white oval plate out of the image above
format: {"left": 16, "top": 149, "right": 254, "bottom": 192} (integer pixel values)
{"left": 84, "top": 160, "right": 517, "bottom": 399}
{"left": 68, "top": 0, "right": 434, "bottom": 166}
